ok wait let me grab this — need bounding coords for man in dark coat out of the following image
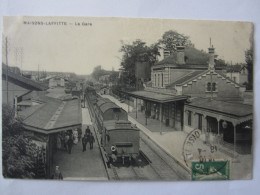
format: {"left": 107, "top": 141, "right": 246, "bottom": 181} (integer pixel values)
{"left": 89, "top": 132, "right": 95, "bottom": 150}
{"left": 82, "top": 134, "right": 87, "bottom": 152}
{"left": 85, "top": 126, "right": 91, "bottom": 136}
{"left": 67, "top": 135, "right": 74, "bottom": 154}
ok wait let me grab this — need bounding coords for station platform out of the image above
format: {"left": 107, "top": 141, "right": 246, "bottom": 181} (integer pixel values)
{"left": 102, "top": 94, "right": 253, "bottom": 180}
{"left": 51, "top": 107, "right": 108, "bottom": 181}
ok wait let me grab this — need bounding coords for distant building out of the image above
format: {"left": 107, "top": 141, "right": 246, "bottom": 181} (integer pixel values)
{"left": 2, "top": 64, "right": 47, "bottom": 105}
{"left": 48, "top": 76, "right": 65, "bottom": 88}
{"left": 99, "top": 86, "right": 110, "bottom": 95}
{"left": 226, "top": 64, "right": 248, "bottom": 85}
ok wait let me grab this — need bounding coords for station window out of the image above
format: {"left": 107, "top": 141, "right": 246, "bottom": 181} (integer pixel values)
{"left": 207, "top": 82, "right": 217, "bottom": 92}
{"left": 188, "top": 111, "right": 192, "bottom": 126}
{"left": 212, "top": 82, "right": 216, "bottom": 91}
{"left": 158, "top": 74, "right": 160, "bottom": 87}
{"left": 162, "top": 73, "right": 164, "bottom": 87}
{"left": 198, "top": 114, "right": 202, "bottom": 130}
{"left": 207, "top": 82, "right": 211, "bottom": 91}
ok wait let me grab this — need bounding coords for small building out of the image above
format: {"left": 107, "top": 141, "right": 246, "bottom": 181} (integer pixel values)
{"left": 18, "top": 92, "right": 82, "bottom": 178}
{"left": 2, "top": 64, "right": 47, "bottom": 105}
{"left": 99, "top": 86, "right": 110, "bottom": 95}
{"left": 48, "top": 76, "right": 65, "bottom": 88}
{"left": 226, "top": 64, "right": 248, "bottom": 85}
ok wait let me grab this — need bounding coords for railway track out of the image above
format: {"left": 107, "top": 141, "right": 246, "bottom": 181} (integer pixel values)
{"left": 85, "top": 93, "right": 189, "bottom": 181}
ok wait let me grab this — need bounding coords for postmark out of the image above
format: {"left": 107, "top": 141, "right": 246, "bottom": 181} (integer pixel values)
{"left": 182, "top": 129, "right": 230, "bottom": 180}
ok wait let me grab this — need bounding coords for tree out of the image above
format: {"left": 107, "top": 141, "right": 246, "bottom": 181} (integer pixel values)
{"left": 91, "top": 65, "right": 108, "bottom": 82}
{"left": 109, "top": 71, "right": 119, "bottom": 84}
{"left": 158, "top": 30, "right": 193, "bottom": 53}
{"left": 245, "top": 48, "right": 253, "bottom": 90}
{"left": 119, "top": 39, "right": 160, "bottom": 87}
{"left": 2, "top": 104, "right": 38, "bottom": 178}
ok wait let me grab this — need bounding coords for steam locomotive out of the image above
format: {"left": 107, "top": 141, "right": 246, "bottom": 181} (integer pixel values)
{"left": 86, "top": 88, "right": 140, "bottom": 164}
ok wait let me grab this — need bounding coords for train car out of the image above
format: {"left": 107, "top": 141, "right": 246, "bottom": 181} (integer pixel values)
{"left": 94, "top": 98, "right": 128, "bottom": 132}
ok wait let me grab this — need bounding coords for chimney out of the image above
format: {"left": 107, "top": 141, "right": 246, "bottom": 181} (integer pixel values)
{"left": 208, "top": 46, "right": 215, "bottom": 70}
{"left": 163, "top": 49, "right": 171, "bottom": 59}
{"left": 176, "top": 46, "right": 185, "bottom": 65}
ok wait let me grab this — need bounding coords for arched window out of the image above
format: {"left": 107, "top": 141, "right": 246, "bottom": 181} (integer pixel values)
{"left": 155, "top": 74, "right": 156, "bottom": 86}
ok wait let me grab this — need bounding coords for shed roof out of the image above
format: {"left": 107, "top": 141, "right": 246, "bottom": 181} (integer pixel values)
{"left": 124, "top": 90, "right": 188, "bottom": 103}
{"left": 186, "top": 97, "right": 252, "bottom": 117}
{"left": 2, "top": 64, "right": 47, "bottom": 91}
{"left": 19, "top": 96, "right": 82, "bottom": 134}
{"left": 166, "top": 70, "right": 206, "bottom": 88}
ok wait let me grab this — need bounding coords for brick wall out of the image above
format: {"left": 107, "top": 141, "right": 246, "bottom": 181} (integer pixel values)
{"left": 182, "top": 73, "right": 241, "bottom": 98}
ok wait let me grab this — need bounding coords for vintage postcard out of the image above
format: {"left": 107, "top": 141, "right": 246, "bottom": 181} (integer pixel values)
{"left": 2, "top": 16, "right": 254, "bottom": 181}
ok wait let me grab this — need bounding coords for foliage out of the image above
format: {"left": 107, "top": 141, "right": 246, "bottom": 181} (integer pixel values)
{"left": 215, "top": 58, "right": 227, "bottom": 68}
{"left": 91, "top": 65, "right": 107, "bottom": 81}
{"left": 119, "top": 39, "right": 160, "bottom": 87}
{"left": 109, "top": 71, "right": 119, "bottom": 84}
{"left": 245, "top": 48, "right": 253, "bottom": 90}
{"left": 2, "top": 104, "right": 38, "bottom": 179}
{"left": 158, "top": 30, "right": 193, "bottom": 53}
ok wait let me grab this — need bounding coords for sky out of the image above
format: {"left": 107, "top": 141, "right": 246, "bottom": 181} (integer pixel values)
{"left": 2, "top": 16, "right": 253, "bottom": 75}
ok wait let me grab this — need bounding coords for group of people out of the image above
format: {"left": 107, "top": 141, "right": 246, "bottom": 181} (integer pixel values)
{"left": 82, "top": 126, "right": 95, "bottom": 151}
{"left": 56, "top": 126, "right": 95, "bottom": 154}
{"left": 56, "top": 128, "right": 83, "bottom": 154}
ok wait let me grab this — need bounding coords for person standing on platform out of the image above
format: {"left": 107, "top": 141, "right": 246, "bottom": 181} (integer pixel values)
{"left": 64, "top": 134, "right": 69, "bottom": 151}
{"left": 85, "top": 126, "right": 91, "bottom": 136}
{"left": 82, "top": 134, "right": 87, "bottom": 152}
{"left": 78, "top": 128, "right": 82, "bottom": 141}
{"left": 67, "top": 135, "right": 73, "bottom": 154}
{"left": 89, "top": 132, "right": 95, "bottom": 150}
{"left": 52, "top": 166, "right": 63, "bottom": 180}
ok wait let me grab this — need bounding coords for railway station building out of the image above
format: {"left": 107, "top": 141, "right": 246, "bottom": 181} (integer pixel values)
{"left": 17, "top": 92, "right": 82, "bottom": 178}
{"left": 125, "top": 45, "right": 253, "bottom": 155}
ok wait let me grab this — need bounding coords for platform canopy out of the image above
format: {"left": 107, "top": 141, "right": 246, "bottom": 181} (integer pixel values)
{"left": 123, "top": 90, "right": 188, "bottom": 103}
{"left": 185, "top": 97, "right": 253, "bottom": 125}
{"left": 19, "top": 96, "right": 82, "bottom": 134}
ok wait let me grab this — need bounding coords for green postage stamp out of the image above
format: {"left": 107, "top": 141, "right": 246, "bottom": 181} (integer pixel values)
{"left": 191, "top": 161, "right": 230, "bottom": 181}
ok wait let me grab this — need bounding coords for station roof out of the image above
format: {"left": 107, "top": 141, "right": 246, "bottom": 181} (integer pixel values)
{"left": 19, "top": 96, "right": 82, "bottom": 134}
{"left": 155, "top": 47, "right": 209, "bottom": 66}
{"left": 2, "top": 63, "right": 47, "bottom": 91}
{"left": 186, "top": 97, "right": 252, "bottom": 118}
{"left": 124, "top": 90, "right": 188, "bottom": 103}
{"left": 166, "top": 70, "right": 206, "bottom": 88}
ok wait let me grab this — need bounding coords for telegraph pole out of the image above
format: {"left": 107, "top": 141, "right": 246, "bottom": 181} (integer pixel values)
{"left": 20, "top": 48, "right": 23, "bottom": 75}
{"left": 5, "top": 37, "right": 9, "bottom": 103}
{"left": 38, "top": 64, "right": 39, "bottom": 80}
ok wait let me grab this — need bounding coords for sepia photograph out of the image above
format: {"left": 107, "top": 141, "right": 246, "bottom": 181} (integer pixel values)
{"left": 2, "top": 16, "right": 254, "bottom": 181}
